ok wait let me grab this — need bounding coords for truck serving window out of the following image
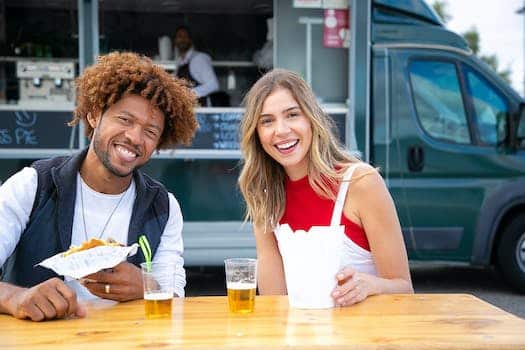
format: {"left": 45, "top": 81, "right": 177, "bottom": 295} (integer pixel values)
{"left": 464, "top": 67, "right": 508, "bottom": 146}
{"left": 408, "top": 60, "right": 470, "bottom": 144}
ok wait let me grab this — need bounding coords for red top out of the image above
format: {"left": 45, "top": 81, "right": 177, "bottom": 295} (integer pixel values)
{"left": 279, "top": 175, "right": 370, "bottom": 251}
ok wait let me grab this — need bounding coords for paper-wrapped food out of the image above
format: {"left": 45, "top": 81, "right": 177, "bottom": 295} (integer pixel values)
{"left": 38, "top": 238, "right": 138, "bottom": 279}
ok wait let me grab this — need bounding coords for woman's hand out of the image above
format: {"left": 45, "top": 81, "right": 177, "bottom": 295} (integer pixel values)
{"left": 331, "top": 266, "right": 377, "bottom": 307}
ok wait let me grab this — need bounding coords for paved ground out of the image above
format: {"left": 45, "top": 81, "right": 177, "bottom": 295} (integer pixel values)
{"left": 410, "top": 262, "right": 525, "bottom": 319}
{"left": 185, "top": 262, "right": 525, "bottom": 319}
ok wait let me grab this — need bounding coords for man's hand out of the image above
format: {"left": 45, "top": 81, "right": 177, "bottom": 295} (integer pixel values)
{"left": 6, "top": 278, "right": 86, "bottom": 321}
{"left": 82, "top": 262, "right": 143, "bottom": 302}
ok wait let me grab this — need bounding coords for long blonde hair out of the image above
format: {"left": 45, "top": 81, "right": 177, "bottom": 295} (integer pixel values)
{"left": 238, "top": 69, "right": 360, "bottom": 230}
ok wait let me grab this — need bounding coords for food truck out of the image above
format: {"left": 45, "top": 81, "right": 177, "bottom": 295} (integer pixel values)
{"left": 0, "top": 0, "right": 524, "bottom": 292}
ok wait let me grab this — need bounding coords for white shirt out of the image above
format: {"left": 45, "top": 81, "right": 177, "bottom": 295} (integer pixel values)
{"left": 0, "top": 167, "right": 186, "bottom": 299}
{"left": 175, "top": 47, "right": 219, "bottom": 99}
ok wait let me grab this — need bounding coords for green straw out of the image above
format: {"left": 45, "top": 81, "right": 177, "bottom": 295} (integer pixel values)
{"left": 139, "top": 235, "right": 152, "bottom": 271}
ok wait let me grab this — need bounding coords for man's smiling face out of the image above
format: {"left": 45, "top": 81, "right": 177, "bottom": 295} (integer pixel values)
{"left": 89, "top": 94, "right": 165, "bottom": 178}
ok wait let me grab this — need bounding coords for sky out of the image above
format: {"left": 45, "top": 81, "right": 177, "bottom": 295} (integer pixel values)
{"left": 434, "top": 0, "right": 524, "bottom": 97}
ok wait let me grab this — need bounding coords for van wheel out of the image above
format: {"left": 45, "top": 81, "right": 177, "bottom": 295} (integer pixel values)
{"left": 497, "top": 213, "right": 525, "bottom": 293}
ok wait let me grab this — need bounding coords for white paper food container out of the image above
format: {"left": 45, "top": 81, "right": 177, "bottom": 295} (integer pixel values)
{"left": 275, "top": 224, "right": 343, "bottom": 309}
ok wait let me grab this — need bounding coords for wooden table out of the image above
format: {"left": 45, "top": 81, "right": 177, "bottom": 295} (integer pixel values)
{"left": 1, "top": 294, "right": 524, "bottom": 349}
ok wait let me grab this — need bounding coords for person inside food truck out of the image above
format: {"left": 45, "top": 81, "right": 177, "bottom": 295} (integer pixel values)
{"left": 0, "top": 51, "right": 198, "bottom": 321}
{"left": 173, "top": 25, "right": 229, "bottom": 106}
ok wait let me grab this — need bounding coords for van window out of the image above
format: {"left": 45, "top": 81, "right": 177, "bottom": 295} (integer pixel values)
{"left": 409, "top": 60, "right": 470, "bottom": 144}
{"left": 464, "top": 67, "right": 508, "bottom": 146}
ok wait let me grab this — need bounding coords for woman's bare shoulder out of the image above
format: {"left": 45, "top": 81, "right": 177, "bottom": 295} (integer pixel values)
{"left": 347, "top": 163, "right": 381, "bottom": 182}
{"left": 346, "top": 163, "right": 387, "bottom": 196}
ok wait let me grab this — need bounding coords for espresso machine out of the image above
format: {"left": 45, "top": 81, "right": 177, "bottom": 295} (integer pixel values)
{"left": 16, "top": 60, "right": 75, "bottom": 106}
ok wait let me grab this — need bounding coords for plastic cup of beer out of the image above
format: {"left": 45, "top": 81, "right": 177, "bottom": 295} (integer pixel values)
{"left": 224, "top": 258, "right": 257, "bottom": 314}
{"left": 140, "top": 262, "right": 175, "bottom": 319}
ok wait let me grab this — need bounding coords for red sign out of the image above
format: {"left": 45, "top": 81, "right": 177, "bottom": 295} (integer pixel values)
{"left": 323, "top": 9, "right": 350, "bottom": 48}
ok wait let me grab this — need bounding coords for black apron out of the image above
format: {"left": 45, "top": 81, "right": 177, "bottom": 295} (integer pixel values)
{"left": 176, "top": 55, "right": 230, "bottom": 107}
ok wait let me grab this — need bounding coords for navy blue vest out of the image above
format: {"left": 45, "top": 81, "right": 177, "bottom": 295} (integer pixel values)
{"left": 1, "top": 149, "right": 169, "bottom": 287}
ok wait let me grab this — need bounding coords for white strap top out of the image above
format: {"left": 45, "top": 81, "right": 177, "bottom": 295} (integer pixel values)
{"left": 274, "top": 163, "right": 378, "bottom": 277}
{"left": 330, "top": 164, "right": 360, "bottom": 227}
{"left": 333, "top": 163, "right": 378, "bottom": 276}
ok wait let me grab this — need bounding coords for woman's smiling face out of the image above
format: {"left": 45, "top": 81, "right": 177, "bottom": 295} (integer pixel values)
{"left": 256, "top": 88, "right": 312, "bottom": 180}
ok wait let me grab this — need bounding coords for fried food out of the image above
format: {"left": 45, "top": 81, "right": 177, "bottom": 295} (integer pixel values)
{"left": 63, "top": 238, "right": 122, "bottom": 257}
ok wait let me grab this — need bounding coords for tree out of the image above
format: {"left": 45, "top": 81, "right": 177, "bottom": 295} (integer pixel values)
{"left": 431, "top": 1, "right": 512, "bottom": 84}
{"left": 462, "top": 27, "right": 480, "bottom": 55}
{"left": 432, "top": 0, "right": 452, "bottom": 23}
{"left": 462, "top": 26, "right": 512, "bottom": 84}
{"left": 479, "top": 54, "right": 512, "bottom": 83}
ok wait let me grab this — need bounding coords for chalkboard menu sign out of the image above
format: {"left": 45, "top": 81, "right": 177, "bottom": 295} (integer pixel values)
{"left": 0, "top": 109, "right": 346, "bottom": 153}
{"left": 0, "top": 110, "right": 77, "bottom": 149}
{"left": 182, "top": 112, "right": 243, "bottom": 150}
{"left": 332, "top": 112, "right": 346, "bottom": 143}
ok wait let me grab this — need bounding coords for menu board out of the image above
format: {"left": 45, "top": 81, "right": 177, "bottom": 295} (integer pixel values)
{"left": 183, "top": 112, "right": 243, "bottom": 150}
{"left": 0, "top": 110, "right": 346, "bottom": 152}
{"left": 0, "top": 110, "right": 77, "bottom": 149}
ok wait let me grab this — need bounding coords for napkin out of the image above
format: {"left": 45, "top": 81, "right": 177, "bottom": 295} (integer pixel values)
{"left": 38, "top": 244, "right": 138, "bottom": 279}
{"left": 275, "top": 224, "right": 343, "bottom": 309}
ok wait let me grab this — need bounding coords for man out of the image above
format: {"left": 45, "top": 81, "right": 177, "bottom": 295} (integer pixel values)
{"left": 0, "top": 52, "right": 198, "bottom": 321}
{"left": 173, "top": 26, "right": 227, "bottom": 106}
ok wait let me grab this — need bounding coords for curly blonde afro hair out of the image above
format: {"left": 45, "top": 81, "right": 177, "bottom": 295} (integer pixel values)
{"left": 70, "top": 51, "right": 198, "bottom": 149}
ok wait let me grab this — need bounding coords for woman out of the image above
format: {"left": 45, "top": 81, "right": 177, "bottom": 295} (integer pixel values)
{"left": 239, "top": 69, "right": 413, "bottom": 307}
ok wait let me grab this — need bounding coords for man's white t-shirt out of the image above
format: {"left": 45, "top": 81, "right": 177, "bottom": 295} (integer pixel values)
{"left": 0, "top": 167, "right": 186, "bottom": 299}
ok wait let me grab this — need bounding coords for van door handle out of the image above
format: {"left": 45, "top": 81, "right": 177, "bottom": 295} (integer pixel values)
{"left": 407, "top": 145, "right": 424, "bottom": 172}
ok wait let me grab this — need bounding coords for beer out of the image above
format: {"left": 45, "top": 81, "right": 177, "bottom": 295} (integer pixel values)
{"left": 227, "top": 282, "right": 256, "bottom": 313}
{"left": 144, "top": 292, "right": 172, "bottom": 319}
